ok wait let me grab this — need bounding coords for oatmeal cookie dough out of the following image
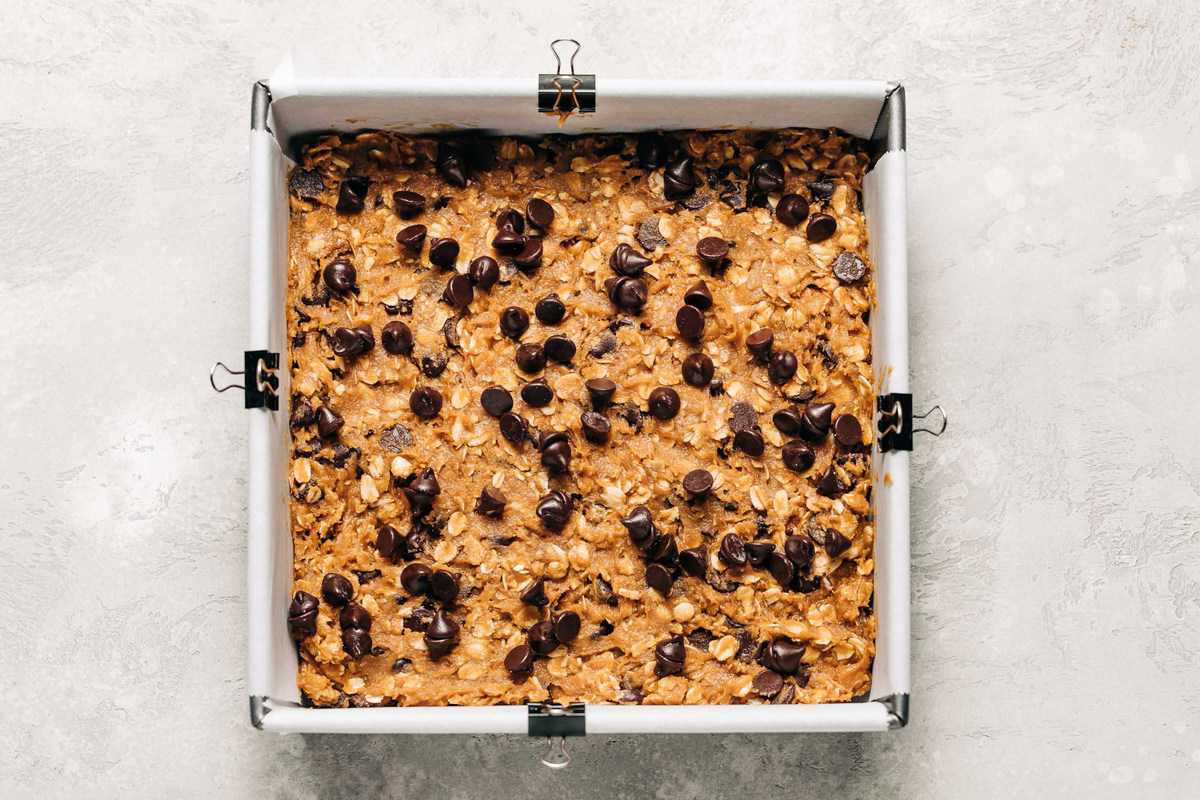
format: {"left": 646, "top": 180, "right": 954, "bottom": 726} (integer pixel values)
{"left": 285, "top": 128, "right": 876, "bottom": 708}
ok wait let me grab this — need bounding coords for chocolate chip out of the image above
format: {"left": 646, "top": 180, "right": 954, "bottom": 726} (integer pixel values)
{"left": 772, "top": 407, "right": 804, "bottom": 436}
{"left": 753, "top": 670, "right": 785, "bottom": 698}
{"left": 675, "top": 305, "right": 705, "bottom": 342}
{"left": 409, "top": 386, "right": 443, "bottom": 419}
{"left": 682, "top": 468, "right": 713, "bottom": 499}
{"left": 681, "top": 353, "right": 714, "bottom": 388}
{"left": 429, "top": 570, "right": 459, "bottom": 604}
{"left": 585, "top": 378, "right": 617, "bottom": 409}
{"left": 816, "top": 465, "right": 848, "bottom": 497}
{"left": 620, "top": 506, "right": 655, "bottom": 548}
{"left": 636, "top": 217, "right": 668, "bottom": 251}
{"left": 637, "top": 133, "right": 667, "bottom": 169}
{"left": 391, "top": 657, "right": 413, "bottom": 674}
{"left": 377, "top": 524, "right": 405, "bottom": 561}
{"left": 469, "top": 256, "right": 500, "bottom": 289}
{"left": 499, "top": 412, "right": 528, "bottom": 445}
{"left": 518, "top": 577, "right": 549, "bottom": 607}
{"left": 808, "top": 178, "right": 836, "bottom": 201}
{"left": 806, "top": 213, "right": 837, "bottom": 243}
{"left": 467, "top": 485, "right": 506, "bottom": 520}
{"left": 746, "top": 328, "right": 774, "bottom": 362}
{"left": 833, "top": 414, "right": 863, "bottom": 448}
{"left": 287, "top": 591, "right": 319, "bottom": 640}
{"left": 521, "top": 378, "right": 553, "bottom": 407}
{"left": 342, "top": 628, "right": 372, "bottom": 659}
{"left": 607, "top": 276, "right": 648, "bottom": 313}
{"left": 539, "top": 430, "right": 572, "bottom": 475}
{"left": 767, "top": 350, "right": 798, "bottom": 385}
{"left": 761, "top": 636, "right": 804, "bottom": 674}
{"left": 832, "top": 251, "right": 867, "bottom": 284}
{"left": 648, "top": 387, "right": 681, "bottom": 420}
{"left": 424, "top": 609, "right": 460, "bottom": 658}
{"left": 782, "top": 440, "right": 815, "bottom": 473}
{"left": 663, "top": 157, "right": 697, "bottom": 201}
{"left": 331, "top": 324, "right": 375, "bottom": 358}
{"left": 646, "top": 532, "right": 678, "bottom": 565}
{"left": 609, "top": 243, "right": 652, "bottom": 277}
{"left": 316, "top": 405, "right": 344, "bottom": 438}
{"left": 686, "top": 627, "right": 715, "bottom": 651}
{"left": 679, "top": 547, "right": 707, "bottom": 577}
{"left": 321, "top": 573, "right": 354, "bottom": 606}
{"left": 496, "top": 208, "right": 525, "bottom": 233}
{"left": 441, "top": 273, "right": 473, "bottom": 310}
{"left": 514, "top": 237, "right": 543, "bottom": 270}
{"left": 396, "top": 224, "right": 427, "bottom": 252}
{"left": 767, "top": 551, "right": 795, "bottom": 587}
{"left": 480, "top": 386, "right": 513, "bottom": 417}
{"left": 733, "top": 427, "right": 765, "bottom": 457}
{"left": 536, "top": 490, "right": 573, "bottom": 531}
{"left": 528, "top": 620, "right": 558, "bottom": 655}
{"left": 593, "top": 576, "right": 618, "bottom": 607}
{"left": 683, "top": 281, "right": 713, "bottom": 310}
{"left": 696, "top": 237, "right": 730, "bottom": 268}
{"left": 799, "top": 402, "right": 835, "bottom": 441}
{"left": 784, "top": 535, "right": 815, "bottom": 568}
{"left": 400, "top": 563, "right": 432, "bottom": 595}
{"left": 718, "top": 533, "right": 747, "bottom": 568}
{"left": 290, "top": 397, "right": 316, "bottom": 429}
{"left": 825, "top": 530, "right": 852, "bottom": 557}
{"left": 492, "top": 228, "right": 525, "bottom": 254}
{"left": 646, "top": 563, "right": 674, "bottom": 596}
{"left": 289, "top": 168, "right": 324, "bottom": 201}
{"left": 749, "top": 158, "right": 785, "bottom": 195}
{"left": 588, "top": 332, "right": 618, "bottom": 358}
{"left": 535, "top": 294, "right": 567, "bottom": 325}
{"left": 379, "top": 320, "right": 413, "bottom": 356}
{"left": 526, "top": 197, "right": 554, "bottom": 230}
{"left": 499, "top": 306, "right": 530, "bottom": 339}
{"left": 323, "top": 259, "right": 357, "bottom": 295}
{"left": 339, "top": 602, "right": 372, "bottom": 631}
{"left": 580, "top": 411, "right": 611, "bottom": 444}
{"left": 729, "top": 402, "right": 758, "bottom": 434}
{"left": 553, "top": 611, "right": 581, "bottom": 644}
{"left": 335, "top": 175, "right": 369, "bottom": 214}
{"left": 655, "top": 635, "right": 686, "bottom": 676}
{"left": 794, "top": 575, "right": 821, "bottom": 594}
{"left": 515, "top": 342, "right": 546, "bottom": 373}
{"left": 545, "top": 335, "right": 577, "bottom": 366}
{"left": 775, "top": 193, "right": 809, "bottom": 227}
{"left": 436, "top": 141, "right": 469, "bottom": 187}
{"left": 391, "top": 190, "right": 425, "bottom": 219}
{"left": 720, "top": 189, "right": 748, "bottom": 212}
{"left": 505, "top": 644, "right": 535, "bottom": 679}
{"left": 428, "top": 237, "right": 459, "bottom": 270}
{"left": 403, "top": 467, "right": 440, "bottom": 516}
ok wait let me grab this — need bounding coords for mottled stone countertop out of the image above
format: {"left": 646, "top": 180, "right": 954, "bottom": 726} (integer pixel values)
{"left": 2, "top": 1, "right": 1197, "bottom": 797}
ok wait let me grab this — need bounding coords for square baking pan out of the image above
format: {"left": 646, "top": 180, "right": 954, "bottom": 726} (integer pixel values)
{"left": 230, "top": 48, "right": 923, "bottom": 740}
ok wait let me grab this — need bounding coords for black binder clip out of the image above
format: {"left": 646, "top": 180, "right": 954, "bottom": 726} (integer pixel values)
{"left": 538, "top": 39, "right": 595, "bottom": 115}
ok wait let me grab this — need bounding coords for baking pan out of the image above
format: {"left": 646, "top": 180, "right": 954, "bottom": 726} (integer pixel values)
{"left": 221, "top": 46, "right": 941, "bottom": 745}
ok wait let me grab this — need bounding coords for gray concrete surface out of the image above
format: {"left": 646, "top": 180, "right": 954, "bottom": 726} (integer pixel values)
{"left": 2, "top": 1, "right": 1199, "bottom": 797}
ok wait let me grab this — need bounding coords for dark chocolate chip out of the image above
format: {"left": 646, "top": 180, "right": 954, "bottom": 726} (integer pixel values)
{"left": 729, "top": 401, "right": 758, "bottom": 434}
{"left": 441, "top": 273, "right": 473, "bottom": 310}
{"left": 535, "top": 293, "right": 567, "bottom": 325}
{"left": 808, "top": 178, "right": 836, "bottom": 201}
{"left": 679, "top": 547, "right": 707, "bottom": 578}
{"left": 400, "top": 563, "right": 432, "bottom": 595}
{"left": 496, "top": 208, "right": 525, "bottom": 234}
{"left": 749, "top": 158, "right": 785, "bottom": 195}
{"left": 621, "top": 506, "right": 656, "bottom": 548}
{"left": 733, "top": 427, "right": 765, "bottom": 457}
{"left": 833, "top": 414, "right": 863, "bottom": 448}
{"left": 800, "top": 402, "right": 835, "bottom": 441}
{"left": 474, "top": 485, "right": 507, "bottom": 518}
{"left": 544, "top": 334, "right": 576, "bottom": 365}
{"left": 609, "top": 243, "right": 652, "bottom": 277}
{"left": 553, "top": 611, "right": 581, "bottom": 644}
{"left": 323, "top": 259, "right": 357, "bottom": 295}
{"left": 424, "top": 609, "right": 460, "bottom": 658}
{"left": 536, "top": 490, "right": 573, "bottom": 531}
{"left": 663, "top": 157, "right": 697, "bottom": 201}
{"left": 719, "top": 533, "right": 747, "bottom": 568}
{"left": 287, "top": 591, "right": 319, "bottom": 640}
{"left": 290, "top": 397, "right": 316, "bottom": 429}
{"left": 775, "top": 193, "right": 809, "bottom": 227}
{"left": 521, "top": 378, "right": 553, "bottom": 407}
{"left": 816, "top": 465, "right": 849, "bottom": 497}
{"left": 682, "top": 468, "right": 713, "bottom": 498}
{"left": 746, "top": 328, "right": 774, "bottom": 362}
{"left": 499, "top": 412, "right": 528, "bottom": 445}
{"left": 528, "top": 620, "right": 558, "bottom": 655}
{"left": 402, "top": 467, "right": 440, "bottom": 516}
{"left": 696, "top": 236, "right": 730, "bottom": 268}
{"left": 515, "top": 342, "right": 546, "bottom": 373}
{"left": 342, "top": 627, "right": 372, "bottom": 659}
{"left": 409, "top": 386, "right": 443, "bottom": 419}
{"left": 593, "top": 576, "right": 618, "bottom": 607}
{"left": 585, "top": 378, "right": 617, "bottom": 410}
{"left": 832, "top": 251, "right": 867, "bottom": 284}
{"left": 421, "top": 352, "right": 449, "bottom": 378}
{"left": 784, "top": 534, "right": 816, "bottom": 568}
{"left": 782, "top": 440, "right": 815, "bottom": 473}
{"left": 606, "top": 276, "right": 649, "bottom": 313}
{"left": 794, "top": 575, "right": 821, "bottom": 594}
{"left": 288, "top": 169, "right": 324, "bottom": 201}
{"left": 335, "top": 175, "right": 370, "bottom": 215}
{"left": 505, "top": 644, "right": 535, "bottom": 679}
{"left": 646, "top": 563, "right": 674, "bottom": 596}
{"left": 396, "top": 224, "right": 427, "bottom": 252}
{"left": 681, "top": 353, "right": 714, "bottom": 388}
{"left": 429, "top": 570, "right": 460, "bottom": 605}
{"left": 648, "top": 387, "right": 681, "bottom": 420}
{"left": 636, "top": 217, "right": 668, "bottom": 251}
{"left": 637, "top": 133, "right": 667, "bottom": 169}
{"left": 773, "top": 407, "right": 804, "bottom": 436}
{"left": 683, "top": 280, "right": 713, "bottom": 310}
{"left": 646, "top": 532, "right": 678, "bottom": 565}
{"left": 520, "top": 577, "right": 549, "bottom": 607}
{"left": 767, "top": 552, "right": 795, "bottom": 588}
{"left": 428, "top": 237, "right": 459, "bottom": 270}
{"left": 580, "top": 411, "right": 611, "bottom": 444}
{"left": 675, "top": 305, "right": 705, "bottom": 342}
{"left": 761, "top": 636, "right": 804, "bottom": 674}
{"left": 655, "top": 635, "right": 686, "bottom": 676}
{"left": 499, "top": 306, "right": 530, "bottom": 339}
{"left": 806, "top": 213, "right": 837, "bottom": 243}
{"left": 469, "top": 256, "right": 500, "bottom": 289}
{"left": 514, "top": 237, "right": 543, "bottom": 270}
{"left": 436, "top": 141, "right": 469, "bottom": 188}
{"left": 767, "top": 350, "right": 798, "bottom": 385}
{"left": 539, "top": 431, "right": 572, "bottom": 475}
{"left": 745, "top": 541, "right": 775, "bottom": 567}
{"left": 377, "top": 524, "right": 405, "bottom": 561}
{"left": 381, "top": 321, "right": 414, "bottom": 355}
{"left": 392, "top": 657, "right": 413, "bottom": 674}
{"left": 526, "top": 197, "right": 554, "bottom": 230}
{"left": 753, "top": 670, "right": 785, "bottom": 698}
{"left": 686, "top": 627, "right": 715, "bottom": 651}
{"left": 393, "top": 190, "right": 425, "bottom": 219}
{"left": 681, "top": 192, "right": 711, "bottom": 211}
{"left": 331, "top": 324, "right": 375, "bottom": 358}
{"left": 491, "top": 228, "right": 525, "bottom": 254}
{"left": 480, "top": 386, "right": 513, "bottom": 417}
{"left": 316, "top": 405, "right": 344, "bottom": 438}
{"left": 339, "top": 602, "right": 372, "bottom": 631}
{"left": 321, "top": 573, "right": 354, "bottom": 606}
